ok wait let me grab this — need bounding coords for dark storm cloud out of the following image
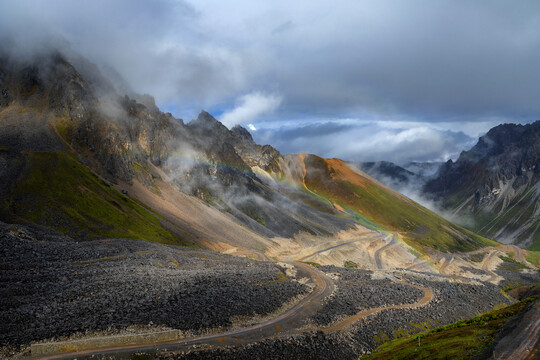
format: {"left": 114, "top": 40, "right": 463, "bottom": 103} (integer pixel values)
{"left": 3, "top": 0, "right": 539, "bottom": 121}
{"left": 262, "top": 1, "right": 540, "bottom": 121}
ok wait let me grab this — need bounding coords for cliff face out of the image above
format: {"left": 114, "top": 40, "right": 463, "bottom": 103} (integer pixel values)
{"left": 424, "top": 122, "right": 540, "bottom": 248}
{"left": 0, "top": 52, "right": 281, "bottom": 186}
{"left": 0, "top": 52, "right": 181, "bottom": 186}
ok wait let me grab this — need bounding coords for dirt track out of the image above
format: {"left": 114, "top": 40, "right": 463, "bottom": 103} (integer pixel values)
{"left": 297, "top": 235, "right": 380, "bottom": 262}
{"left": 33, "top": 262, "right": 335, "bottom": 360}
{"left": 482, "top": 250, "right": 501, "bottom": 283}
{"left": 33, "top": 262, "right": 436, "bottom": 360}
{"left": 321, "top": 280, "right": 433, "bottom": 332}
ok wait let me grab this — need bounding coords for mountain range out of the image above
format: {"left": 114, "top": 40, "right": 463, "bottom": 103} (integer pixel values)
{"left": 353, "top": 122, "right": 540, "bottom": 252}
{"left": 0, "top": 51, "right": 494, "bottom": 254}
{"left": 1, "top": 51, "right": 538, "bottom": 359}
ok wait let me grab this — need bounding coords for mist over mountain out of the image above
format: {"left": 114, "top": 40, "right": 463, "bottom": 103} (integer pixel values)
{"left": 3, "top": 0, "right": 540, "bottom": 165}
{"left": 352, "top": 161, "right": 443, "bottom": 192}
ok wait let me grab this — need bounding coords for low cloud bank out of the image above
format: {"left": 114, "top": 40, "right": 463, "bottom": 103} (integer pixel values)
{"left": 253, "top": 120, "right": 476, "bottom": 164}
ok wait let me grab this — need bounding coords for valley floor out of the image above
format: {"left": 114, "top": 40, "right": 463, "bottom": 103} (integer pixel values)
{"left": 3, "top": 221, "right": 536, "bottom": 360}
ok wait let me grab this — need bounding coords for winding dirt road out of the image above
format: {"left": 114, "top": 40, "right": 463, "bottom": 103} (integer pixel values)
{"left": 482, "top": 250, "right": 501, "bottom": 283}
{"left": 406, "top": 261, "right": 429, "bottom": 271}
{"left": 32, "top": 259, "right": 435, "bottom": 360}
{"left": 510, "top": 245, "right": 527, "bottom": 264}
{"left": 321, "top": 280, "right": 433, "bottom": 332}
{"left": 297, "top": 235, "right": 379, "bottom": 261}
{"left": 33, "top": 262, "right": 335, "bottom": 360}
{"left": 439, "top": 254, "right": 453, "bottom": 275}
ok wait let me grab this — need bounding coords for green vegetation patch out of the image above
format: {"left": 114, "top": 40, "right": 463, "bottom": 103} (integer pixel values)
{"left": 1, "top": 151, "right": 181, "bottom": 244}
{"left": 498, "top": 255, "right": 530, "bottom": 272}
{"left": 525, "top": 250, "right": 540, "bottom": 268}
{"left": 502, "top": 280, "right": 523, "bottom": 292}
{"left": 343, "top": 260, "right": 358, "bottom": 269}
{"left": 300, "top": 261, "right": 321, "bottom": 267}
{"left": 407, "top": 248, "right": 421, "bottom": 258}
{"left": 361, "top": 296, "right": 537, "bottom": 360}
{"left": 269, "top": 269, "right": 287, "bottom": 284}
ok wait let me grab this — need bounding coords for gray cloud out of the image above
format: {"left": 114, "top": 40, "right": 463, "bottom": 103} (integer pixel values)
{"left": 1, "top": 0, "right": 538, "bottom": 162}
{"left": 3, "top": 0, "right": 539, "bottom": 121}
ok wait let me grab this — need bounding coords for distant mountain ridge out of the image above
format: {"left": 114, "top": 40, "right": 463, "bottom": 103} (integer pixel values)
{"left": 424, "top": 121, "right": 540, "bottom": 249}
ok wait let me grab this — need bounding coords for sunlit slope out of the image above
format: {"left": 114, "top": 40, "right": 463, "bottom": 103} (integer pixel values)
{"left": 294, "top": 154, "right": 496, "bottom": 252}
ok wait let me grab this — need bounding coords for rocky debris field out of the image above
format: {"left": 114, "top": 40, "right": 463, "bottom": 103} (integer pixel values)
{"left": 311, "top": 266, "right": 425, "bottom": 326}
{"left": 2, "top": 220, "right": 536, "bottom": 360}
{"left": 154, "top": 268, "right": 516, "bottom": 359}
{"left": 0, "top": 221, "right": 307, "bottom": 351}
{"left": 342, "top": 270, "right": 514, "bottom": 353}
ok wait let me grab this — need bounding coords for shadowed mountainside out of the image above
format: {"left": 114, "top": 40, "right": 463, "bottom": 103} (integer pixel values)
{"left": 425, "top": 121, "right": 540, "bottom": 250}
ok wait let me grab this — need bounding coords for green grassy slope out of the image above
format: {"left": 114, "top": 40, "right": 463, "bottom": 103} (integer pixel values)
{"left": 0, "top": 150, "right": 181, "bottom": 244}
{"left": 300, "top": 155, "right": 497, "bottom": 253}
{"left": 360, "top": 296, "right": 538, "bottom": 360}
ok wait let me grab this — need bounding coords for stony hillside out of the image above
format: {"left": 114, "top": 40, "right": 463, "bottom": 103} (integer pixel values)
{"left": 424, "top": 122, "right": 540, "bottom": 250}
{"left": 360, "top": 295, "right": 539, "bottom": 360}
{"left": 0, "top": 52, "right": 353, "bottom": 244}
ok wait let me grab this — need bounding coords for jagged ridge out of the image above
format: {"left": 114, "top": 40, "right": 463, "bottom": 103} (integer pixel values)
{"left": 0, "top": 51, "right": 498, "bottom": 253}
{"left": 425, "top": 122, "right": 540, "bottom": 249}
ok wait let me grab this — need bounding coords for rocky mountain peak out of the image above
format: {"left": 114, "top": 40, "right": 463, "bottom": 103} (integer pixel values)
{"left": 231, "top": 125, "right": 254, "bottom": 142}
{"left": 194, "top": 110, "right": 225, "bottom": 127}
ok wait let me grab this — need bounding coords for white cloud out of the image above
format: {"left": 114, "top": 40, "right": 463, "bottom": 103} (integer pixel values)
{"left": 220, "top": 92, "right": 282, "bottom": 128}
{"left": 247, "top": 123, "right": 257, "bottom": 131}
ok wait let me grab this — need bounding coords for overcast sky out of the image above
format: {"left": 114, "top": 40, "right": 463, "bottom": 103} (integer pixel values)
{"left": 1, "top": 0, "right": 539, "bottom": 163}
